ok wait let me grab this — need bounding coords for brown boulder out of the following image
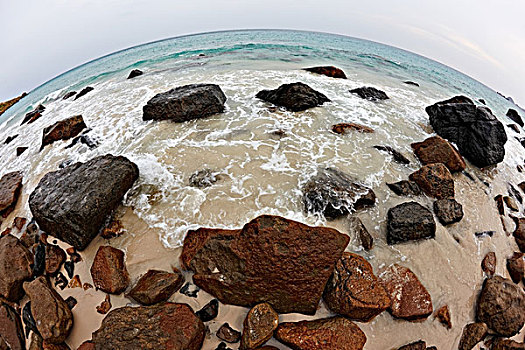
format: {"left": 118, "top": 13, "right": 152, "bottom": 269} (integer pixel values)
{"left": 504, "top": 196, "right": 519, "bottom": 212}
{"left": 495, "top": 195, "right": 505, "bottom": 215}
{"left": 90, "top": 246, "right": 130, "bottom": 294}
{"left": 0, "top": 172, "right": 23, "bottom": 215}
{"left": 217, "top": 323, "right": 241, "bottom": 343}
{"left": 435, "top": 304, "right": 452, "bottom": 329}
{"left": 482, "top": 252, "right": 497, "bottom": 276}
{"left": 23, "top": 276, "right": 73, "bottom": 344}
{"left": 332, "top": 123, "right": 374, "bottom": 134}
{"left": 506, "top": 252, "right": 524, "bottom": 284}
{"left": 303, "top": 66, "right": 347, "bottom": 79}
{"left": 241, "top": 303, "right": 278, "bottom": 350}
{"left": 349, "top": 217, "right": 373, "bottom": 250}
{"left": 77, "top": 341, "right": 95, "bottom": 350}
{"left": 0, "top": 302, "right": 25, "bottom": 350}
{"left": 491, "top": 339, "right": 524, "bottom": 350}
{"left": 513, "top": 218, "right": 525, "bottom": 252}
{"left": 0, "top": 234, "right": 33, "bottom": 301}
{"left": 409, "top": 163, "right": 455, "bottom": 199}
{"left": 458, "top": 322, "right": 488, "bottom": 350}
{"left": 181, "top": 215, "right": 349, "bottom": 314}
{"left": 433, "top": 198, "right": 464, "bottom": 225}
{"left": 92, "top": 303, "right": 205, "bottom": 350}
{"left": 411, "top": 136, "right": 466, "bottom": 172}
{"left": 397, "top": 341, "right": 427, "bottom": 350}
{"left": 379, "top": 264, "right": 433, "bottom": 320}
{"left": 275, "top": 316, "right": 366, "bottom": 350}
{"left": 45, "top": 244, "right": 66, "bottom": 275}
{"left": 323, "top": 252, "right": 391, "bottom": 322}
{"left": 41, "top": 115, "right": 86, "bottom": 149}
{"left": 128, "top": 269, "right": 184, "bottom": 305}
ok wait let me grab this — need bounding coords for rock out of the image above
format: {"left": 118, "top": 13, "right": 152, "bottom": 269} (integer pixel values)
{"left": 373, "top": 145, "right": 410, "bottom": 164}
{"left": 349, "top": 87, "right": 389, "bottom": 101}
{"left": 508, "top": 184, "right": 522, "bottom": 204}
{"left": 0, "top": 93, "right": 26, "bottom": 117}
{"left": 143, "top": 84, "right": 226, "bottom": 121}
{"left": 0, "top": 235, "right": 33, "bottom": 301}
{"left": 23, "top": 276, "right": 73, "bottom": 344}
{"left": 476, "top": 275, "right": 525, "bottom": 336}
{"left": 303, "top": 66, "right": 347, "bottom": 79}
{"left": 68, "top": 275, "right": 81, "bottom": 288}
{"left": 62, "top": 91, "right": 76, "bottom": 100}
{"left": 479, "top": 99, "right": 486, "bottom": 105}
{"left": 379, "top": 264, "right": 433, "bottom": 320}
{"left": 29, "top": 154, "right": 139, "bottom": 250}
{"left": 196, "top": 299, "right": 218, "bottom": 322}
{"left": 189, "top": 169, "right": 220, "bottom": 188}
{"left": 32, "top": 243, "right": 46, "bottom": 278}
{"left": 127, "top": 69, "right": 143, "bottom": 79}
{"left": 303, "top": 168, "right": 376, "bottom": 219}
{"left": 387, "top": 180, "right": 421, "bottom": 196}
{"left": 64, "top": 261, "right": 74, "bottom": 279}
{"left": 4, "top": 135, "right": 18, "bottom": 144}
{"left": 43, "top": 342, "right": 71, "bottom": 349}
{"left": 90, "top": 246, "right": 130, "bottom": 294}
{"left": 506, "top": 252, "right": 524, "bottom": 284}
{"left": 387, "top": 202, "right": 436, "bottom": 244}
{"left": 323, "top": 252, "right": 391, "bottom": 322}
{"left": 45, "top": 244, "right": 66, "bottom": 275}
{"left": 54, "top": 273, "right": 67, "bottom": 290}
{"left": 128, "top": 269, "right": 184, "bottom": 305}
{"left": 433, "top": 198, "right": 464, "bottom": 225}
{"left": 21, "top": 104, "right": 45, "bottom": 125}
{"left": 65, "top": 296, "right": 77, "bottom": 310}
{"left": 435, "top": 305, "right": 452, "bottom": 329}
{"left": 179, "top": 282, "right": 200, "bottom": 298}
{"left": 275, "top": 316, "right": 366, "bottom": 350}
{"left": 409, "top": 163, "right": 455, "bottom": 199}
{"left": 13, "top": 217, "right": 27, "bottom": 231}
{"left": 349, "top": 217, "right": 373, "bottom": 250}
{"left": 507, "top": 109, "right": 524, "bottom": 127}
{"left": 411, "top": 136, "right": 466, "bottom": 172}
{"left": 256, "top": 82, "right": 330, "bottom": 112}
{"left": 217, "top": 323, "right": 241, "bottom": 343}
{"left": 74, "top": 86, "right": 94, "bottom": 100}
{"left": 482, "top": 252, "right": 497, "bottom": 276}
{"left": 425, "top": 96, "right": 507, "bottom": 167}
{"left": 180, "top": 215, "right": 349, "bottom": 314}
{"left": 458, "top": 322, "right": 488, "bottom": 350}
{"left": 0, "top": 172, "right": 23, "bottom": 216}
{"left": 96, "top": 294, "right": 111, "bottom": 314}
{"left": 241, "top": 303, "right": 278, "bottom": 350}
{"left": 92, "top": 303, "right": 205, "bottom": 350}
{"left": 41, "top": 115, "right": 86, "bottom": 149}
{"left": 504, "top": 196, "right": 519, "bottom": 212}
{"left": 491, "top": 339, "right": 524, "bottom": 350}
{"left": 77, "top": 341, "right": 95, "bottom": 350}
{"left": 332, "top": 123, "right": 374, "bottom": 134}
{"left": 397, "top": 341, "right": 426, "bottom": 350}
{"left": 509, "top": 124, "right": 520, "bottom": 133}
{"left": 22, "top": 302, "right": 37, "bottom": 338}
{"left": 495, "top": 195, "right": 505, "bottom": 215}
{"left": 0, "top": 302, "right": 25, "bottom": 350}
{"left": 215, "top": 342, "right": 233, "bottom": 350}
{"left": 513, "top": 218, "right": 525, "bottom": 252}
{"left": 16, "top": 147, "right": 27, "bottom": 156}
{"left": 404, "top": 81, "right": 420, "bottom": 87}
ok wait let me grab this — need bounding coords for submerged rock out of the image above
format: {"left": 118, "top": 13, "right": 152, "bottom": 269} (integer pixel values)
{"left": 143, "top": 84, "right": 226, "bottom": 122}
{"left": 41, "top": 115, "right": 86, "bottom": 150}
{"left": 189, "top": 169, "right": 220, "bottom": 188}
{"left": 128, "top": 269, "right": 184, "bottom": 305}
{"left": 29, "top": 154, "right": 139, "bottom": 250}
{"left": 0, "top": 302, "right": 25, "bottom": 350}
{"left": 433, "top": 198, "right": 464, "bottom": 225}
{"left": 303, "top": 168, "right": 376, "bottom": 220}
{"left": 332, "top": 123, "right": 374, "bottom": 134}
{"left": 127, "top": 69, "right": 143, "bottom": 79}
{"left": 74, "top": 86, "right": 94, "bottom": 100}
{"left": 349, "top": 86, "right": 389, "bottom": 101}
{"left": 458, "top": 322, "right": 488, "bottom": 350}
{"left": 387, "top": 180, "right": 421, "bottom": 196}
{"left": 411, "top": 135, "right": 466, "bottom": 172}
{"left": 507, "top": 109, "right": 524, "bottom": 127}
{"left": 425, "top": 96, "right": 507, "bottom": 167}
{"left": 240, "top": 303, "right": 278, "bottom": 350}
{"left": 303, "top": 66, "right": 347, "bottom": 79}
{"left": 387, "top": 202, "right": 436, "bottom": 244}
{"left": 435, "top": 305, "right": 452, "bottom": 329}
{"left": 90, "top": 246, "right": 130, "bottom": 294}
{"left": 180, "top": 215, "right": 349, "bottom": 314}
{"left": 0, "top": 172, "right": 23, "bottom": 216}
{"left": 21, "top": 104, "right": 45, "bottom": 125}
{"left": 256, "top": 82, "right": 330, "bottom": 112}
{"left": 373, "top": 145, "right": 410, "bottom": 164}
{"left": 0, "top": 235, "right": 33, "bottom": 302}
{"left": 409, "top": 163, "right": 455, "bottom": 199}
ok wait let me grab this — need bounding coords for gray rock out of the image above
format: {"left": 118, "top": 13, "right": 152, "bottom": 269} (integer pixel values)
{"left": 433, "top": 198, "right": 464, "bottom": 225}
{"left": 387, "top": 202, "right": 436, "bottom": 244}
{"left": 256, "top": 82, "right": 330, "bottom": 112}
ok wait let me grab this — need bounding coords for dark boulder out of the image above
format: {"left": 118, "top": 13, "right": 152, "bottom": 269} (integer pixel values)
{"left": 387, "top": 180, "right": 421, "bottom": 196}
{"left": 127, "top": 69, "right": 143, "bottom": 79}
{"left": 506, "top": 252, "right": 524, "bottom": 284}
{"left": 513, "top": 217, "right": 525, "bottom": 252}
{"left": 240, "top": 303, "right": 278, "bottom": 350}
{"left": 387, "top": 202, "right": 436, "bottom": 244}
{"left": 90, "top": 246, "right": 130, "bottom": 294}
{"left": 62, "top": 91, "right": 76, "bottom": 100}
{"left": 0, "top": 172, "right": 23, "bottom": 216}
{"left": 180, "top": 215, "right": 349, "bottom": 314}
{"left": 74, "top": 86, "right": 94, "bottom": 100}
{"left": 189, "top": 169, "right": 220, "bottom": 188}
{"left": 127, "top": 269, "right": 184, "bottom": 305}
{"left": 16, "top": 147, "right": 27, "bottom": 156}
{"left": 433, "top": 198, "right": 464, "bottom": 225}
{"left": 411, "top": 135, "right": 466, "bottom": 172}
{"left": 458, "top": 322, "right": 488, "bottom": 350}
{"left": 425, "top": 96, "right": 507, "bottom": 167}
{"left": 404, "top": 81, "right": 419, "bottom": 87}
{"left": 0, "top": 235, "right": 33, "bottom": 302}
{"left": 4, "top": 135, "right": 18, "bottom": 144}
{"left": 349, "top": 87, "right": 389, "bottom": 101}
{"left": 409, "top": 163, "right": 455, "bottom": 199}
{"left": 0, "top": 302, "right": 25, "bottom": 350}
{"left": 41, "top": 115, "right": 86, "bottom": 150}
{"left": 373, "top": 145, "right": 410, "bottom": 164}
{"left": 29, "top": 154, "right": 139, "bottom": 250}
{"left": 256, "top": 82, "right": 330, "bottom": 112}
{"left": 348, "top": 217, "right": 373, "bottom": 250}
{"left": 508, "top": 124, "right": 520, "bottom": 133}
{"left": 143, "top": 84, "right": 226, "bottom": 122}
{"left": 303, "top": 66, "right": 347, "bottom": 79}
{"left": 195, "top": 299, "right": 218, "bottom": 322}
{"left": 21, "top": 104, "right": 45, "bottom": 125}
{"left": 397, "top": 341, "right": 426, "bottom": 350}
{"left": 507, "top": 109, "right": 524, "bottom": 127}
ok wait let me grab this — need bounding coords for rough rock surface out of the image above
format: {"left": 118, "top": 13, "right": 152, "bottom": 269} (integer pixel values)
{"left": 0, "top": 302, "right": 25, "bottom": 350}
{"left": 256, "top": 82, "right": 330, "bottom": 112}
{"left": 0, "top": 172, "right": 23, "bottom": 215}
{"left": 217, "top": 323, "right": 241, "bottom": 343}
{"left": 507, "top": 109, "right": 524, "bottom": 127}
{"left": 404, "top": 81, "right": 420, "bottom": 87}
{"left": 196, "top": 299, "right": 218, "bottom": 322}
{"left": 180, "top": 215, "right": 349, "bottom": 314}
{"left": 332, "top": 123, "right": 374, "bottom": 134}
{"left": 435, "top": 305, "right": 452, "bottom": 329}
{"left": 482, "top": 252, "right": 497, "bottom": 276}
{"left": 0, "top": 235, "right": 33, "bottom": 301}
{"left": 348, "top": 217, "right": 373, "bottom": 250}
{"left": 275, "top": 316, "right": 366, "bottom": 350}
{"left": 23, "top": 276, "right": 73, "bottom": 344}
{"left": 41, "top": 115, "right": 86, "bottom": 149}
{"left": 303, "top": 66, "right": 347, "bottom": 79}
{"left": 127, "top": 69, "right": 143, "bottom": 79}
{"left": 476, "top": 275, "right": 525, "bottom": 336}
{"left": 92, "top": 303, "right": 205, "bottom": 350}
{"left": 409, "top": 163, "right": 455, "bottom": 199}
{"left": 514, "top": 218, "right": 525, "bottom": 252}
{"left": 323, "top": 252, "right": 391, "bottom": 322}
{"left": 90, "top": 246, "right": 130, "bottom": 294}
{"left": 128, "top": 269, "right": 184, "bottom": 305}
{"left": 74, "top": 86, "right": 94, "bottom": 100}
{"left": 433, "top": 198, "right": 464, "bottom": 225}
{"left": 62, "top": 91, "right": 76, "bottom": 100}
{"left": 189, "top": 169, "right": 220, "bottom": 188}
{"left": 373, "top": 145, "right": 410, "bottom": 164}
{"left": 21, "top": 104, "right": 45, "bottom": 125}
{"left": 411, "top": 136, "right": 466, "bottom": 172}
{"left": 45, "top": 244, "right": 66, "bottom": 276}
{"left": 458, "top": 322, "right": 488, "bottom": 350}
{"left": 397, "top": 341, "right": 427, "bottom": 350}
{"left": 491, "top": 339, "right": 524, "bottom": 350}
{"left": 143, "top": 84, "right": 227, "bottom": 122}
{"left": 303, "top": 168, "right": 376, "bottom": 219}
{"left": 387, "top": 202, "right": 436, "bottom": 244}
{"left": 425, "top": 96, "right": 507, "bottom": 167}
{"left": 506, "top": 252, "right": 524, "bottom": 284}
{"left": 241, "top": 303, "right": 278, "bottom": 350}
{"left": 380, "top": 264, "right": 433, "bottom": 320}
{"left": 349, "top": 87, "right": 389, "bottom": 101}
{"left": 29, "top": 154, "right": 139, "bottom": 250}
{"left": 387, "top": 181, "right": 421, "bottom": 196}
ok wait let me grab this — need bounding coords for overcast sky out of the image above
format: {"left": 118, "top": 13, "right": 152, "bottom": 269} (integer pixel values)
{"left": 1, "top": 0, "right": 524, "bottom": 105}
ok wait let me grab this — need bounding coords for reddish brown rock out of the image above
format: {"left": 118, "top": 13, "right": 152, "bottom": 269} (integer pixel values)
{"left": 435, "top": 305, "right": 452, "bottom": 329}
{"left": 41, "top": 115, "right": 86, "bottom": 150}
{"left": 127, "top": 269, "right": 184, "bottom": 305}
{"left": 0, "top": 172, "right": 23, "bottom": 215}
{"left": 491, "top": 339, "right": 524, "bottom": 350}
{"left": 397, "top": 341, "right": 427, "bottom": 350}
{"left": 409, "top": 163, "right": 455, "bottom": 199}
{"left": 241, "top": 303, "right": 278, "bottom": 350}
{"left": 458, "top": 322, "right": 488, "bottom": 350}
{"left": 513, "top": 218, "right": 525, "bottom": 252}
{"left": 0, "top": 302, "right": 25, "bottom": 350}
{"left": 411, "top": 135, "right": 466, "bottom": 172}
{"left": 23, "top": 276, "right": 73, "bottom": 344}
{"left": 332, "top": 123, "right": 374, "bottom": 134}
{"left": 217, "top": 323, "right": 241, "bottom": 343}
{"left": 495, "top": 195, "right": 505, "bottom": 215}
{"left": 303, "top": 66, "right": 347, "bottom": 79}
{"left": 482, "top": 252, "right": 497, "bottom": 276}
{"left": 433, "top": 198, "right": 464, "bottom": 225}
{"left": 504, "top": 196, "right": 519, "bottom": 212}
{"left": 0, "top": 234, "right": 33, "bottom": 301}
{"left": 92, "top": 303, "right": 205, "bottom": 350}
{"left": 349, "top": 217, "right": 373, "bottom": 250}
{"left": 387, "top": 180, "right": 422, "bottom": 196}
{"left": 42, "top": 341, "right": 71, "bottom": 350}
{"left": 45, "top": 244, "right": 66, "bottom": 275}
{"left": 275, "top": 316, "right": 366, "bottom": 350}
{"left": 77, "top": 341, "right": 95, "bottom": 350}
{"left": 323, "top": 252, "right": 391, "bottom": 322}
{"left": 181, "top": 215, "right": 349, "bottom": 314}
{"left": 379, "top": 264, "right": 433, "bottom": 320}
{"left": 68, "top": 275, "right": 81, "bottom": 289}
{"left": 96, "top": 294, "right": 111, "bottom": 314}
{"left": 13, "top": 217, "right": 26, "bottom": 231}
{"left": 506, "top": 252, "right": 524, "bottom": 284}
{"left": 100, "top": 219, "right": 124, "bottom": 239}
{"left": 90, "top": 246, "right": 130, "bottom": 294}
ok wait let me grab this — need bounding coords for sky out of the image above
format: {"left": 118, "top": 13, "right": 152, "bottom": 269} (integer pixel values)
{"left": 1, "top": 0, "right": 524, "bottom": 105}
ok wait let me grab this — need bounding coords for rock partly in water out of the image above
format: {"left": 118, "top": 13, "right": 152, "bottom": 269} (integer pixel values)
{"left": 458, "top": 322, "right": 488, "bottom": 350}
{"left": 387, "top": 202, "right": 436, "bottom": 244}
{"left": 404, "top": 81, "right": 420, "bottom": 87}
{"left": 189, "top": 169, "right": 221, "bottom": 188}
{"left": 240, "top": 303, "right": 278, "bottom": 350}
{"left": 373, "top": 145, "right": 410, "bottom": 164}
{"left": 96, "top": 294, "right": 112, "bottom": 315}
{"left": 303, "top": 168, "right": 376, "bottom": 220}
{"left": 4, "top": 134, "right": 18, "bottom": 144}
{"left": 508, "top": 124, "right": 521, "bottom": 133}
{"left": 435, "top": 305, "right": 452, "bottom": 329}
{"left": 74, "top": 87, "right": 94, "bottom": 100}
{"left": 387, "top": 181, "right": 421, "bottom": 196}
{"left": 348, "top": 217, "right": 373, "bottom": 250}
{"left": 425, "top": 96, "right": 507, "bottom": 167}
{"left": 433, "top": 198, "right": 464, "bottom": 225}
{"left": 29, "top": 154, "right": 139, "bottom": 250}
{"left": 180, "top": 215, "right": 349, "bottom": 314}
{"left": 323, "top": 252, "right": 391, "bottom": 322}
{"left": 0, "top": 235, "right": 33, "bottom": 302}
{"left": 92, "top": 303, "right": 205, "bottom": 350}
{"left": 196, "top": 299, "right": 219, "bottom": 322}
{"left": 90, "top": 246, "right": 130, "bottom": 294}
{"left": 143, "top": 84, "right": 226, "bottom": 122}
{"left": 506, "top": 252, "right": 524, "bottom": 284}
{"left": 21, "top": 104, "right": 45, "bottom": 125}
{"left": 127, "top": 69, "right": 143, "bottom": 79}
{"left": 40, "top": 115, "right": 86, "bottom": 150}
{"left": 332, "top": 123, "right": 374, "bottom": 134}
{"left": 411, "top": 136, "right": 466, "bottom": 172}
{"left": 217, "top": 323, "right": 241, "bottom": 344}
{"left": 45, "top": 244, "right": 66, "bottom": 276}
{"left": 507, "top": 109, "right": 524, "bottom": 127}
{"left": 482, "top": 252, "right": 497, "bottom": 276}
{"left": 0, "top": 172, "right": 23, "bottom": 217}
{"left": 62, "top": 91, "right": 76, "bottom": 100}
{"left": 16, "top": 147, "right": 27, "bottom": 156}
{"left": 127, "top": 269, "right": 184, "bottom": 305}
{"left": 409, "top": 163, "right": 455, "bottom": 199}
{"left": 0, "top": 302, "right": 25, "bottom": 350}
{"left": 504, "top": 196, "right": 519, "bottom": 212}
{"left": 491, "top": 338, "right": 524, "bottom": 350}
{"left": 303, "top": 66, "right": 347, "bottom": 79}
{"left": 275, "top": 316, "right": 366, "bottom": 350}
{"left": 513, "top": 218, "right": 525, "bottom": 252}
{"left": 349, "top": 87, "right": 389, "bottom": 101}
{"left": 256, "top": 82, "right": 330, "bottom": 112}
